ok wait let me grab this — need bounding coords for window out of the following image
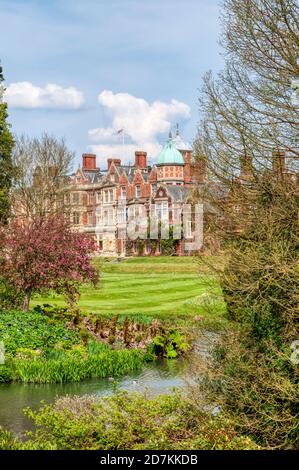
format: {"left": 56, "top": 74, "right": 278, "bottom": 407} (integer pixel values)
{"left": 108, "top": 208, "right": 114, "bottom": 225}
{"left": 118, "top": 207, "right": 125, "bottom": 223}
{"left": 185, "top": 220, "right": 192, "bottom": 239}
{"left": 88, "top": 193, "right": 94, "bottom": 204}
{"left": 103, "top": 210, "right": 108, "bottom": 225}
{"left": 96, "top": 214, "right": 101, "bottom": 226}
{"left": 136, "top": 185, "right": 141, "bottom": 198}
{"left": 72, "top": 193, "right": 79, "bottom": 204}
{"left": 155, "top": 201, "right": 168, "bottom": 219}
{"left": 88, "top": 212, "right": 93, "bottom": 225}
{"left": 151, "top": 183, "right": 157, "bottom": 195}
{"left": 109, "top": 189, "right": 114, "bottom": 202}
{"left": 76, "top": 176, "right": 81, "bottom": 184}
{"left": 104, "top": 209, "right": 114, "bottom": 226}
{"left": 121, "top": 186, "right": 126, "bottom": 199}
{"left": 65, "top": 193, "right": 70, "bottom": 205}
{"left": 73, "top": 212, "right": 80, "bottom": 225}
{"left": 110, "top": 174, "right": 115, "bottom": 182}
{"left": 96, "top": 192, "right": 101, "bottom": 203}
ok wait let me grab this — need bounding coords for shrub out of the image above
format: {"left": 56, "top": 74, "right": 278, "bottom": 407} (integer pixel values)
{"left": 0, "top": 279, "right": 23, "bottom": 310}
{"left": 0, "top": 365, "right": 12, "bottom": 383}
{"left": 200, "top": 330, "right": 299, "bottom": 449}
{"left": 0, "top": 427, "right": 22, "bottom": 450}
{"left": 0, "top": 310, "right": 80, "bottom": 355}
{"left": 151, "top": 329, "right": 189, "bottom": 359}
{"left": 13, "top": 392, "right": 259, "bottom": 450}
{"left": 200, "top": 180, "right": 299, "bottom": 449}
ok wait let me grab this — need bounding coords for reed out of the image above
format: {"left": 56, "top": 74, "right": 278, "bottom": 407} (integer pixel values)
{"left": 13, "top": 349, "right": 144, "bottom": 383}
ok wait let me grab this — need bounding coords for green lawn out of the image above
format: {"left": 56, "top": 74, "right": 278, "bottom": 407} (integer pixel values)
{"left": 32, "top": 256, "right": 225, "bottom": 321}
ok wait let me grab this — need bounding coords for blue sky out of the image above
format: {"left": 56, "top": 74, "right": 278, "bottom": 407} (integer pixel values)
{"left": 0, "top": 0, "right": 223, "bottom": 168}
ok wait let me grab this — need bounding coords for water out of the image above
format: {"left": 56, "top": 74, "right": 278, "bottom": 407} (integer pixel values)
{"left": 0, "top": 332, "right": 219, "bottom": 437}
{"left": 0, "top": 357, "right": 192, "bottom": 436}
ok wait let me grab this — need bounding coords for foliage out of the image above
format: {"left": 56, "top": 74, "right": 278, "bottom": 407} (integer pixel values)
{"left": 196, "top": 181, "right": 299, "bottom": 448}
{"left": 0, "top": 64, "right": 14, "bottom": 224}
{"left": 0, "top": 278, "right": 23, "bottom": 310}
{"left": 0, "top": 214, "right": 99, "bottom": 311}
{"left": 151, "top": 329, "right": 189, "bottom": 359}
{"left": 194, "top": 0, "right": 299, "bottom": 450}
{"left": 0, "top": 427, "right": 21, "bottom": 450}
{"left": 11, "top": 348, "right": 144, "bottom": 383}
{"left": 0, "top": 309, "right": 80, "bottom": 355}
{"left": 222, "top": 179, "right": 299, "bottom": 344}
{"left": 160, "top": 226, "right": 179, "bottom": 255}
{"left": 199, "top": 330, "right": 299, "bottom": 449}
{"left": 0, "top": 365, "right": 12, "bottom": 382}
{"left": 0, "top": 392, "right": 259, "bottom": 450}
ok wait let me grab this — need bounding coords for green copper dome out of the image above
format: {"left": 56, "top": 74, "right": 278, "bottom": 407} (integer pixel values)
{"left": 157, "top": 133, "right": 185, "bottom": 165}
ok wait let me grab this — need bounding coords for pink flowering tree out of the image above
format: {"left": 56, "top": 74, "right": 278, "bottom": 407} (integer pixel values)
{"left": 0, "top": 215, "right": 99, "bottom": 312}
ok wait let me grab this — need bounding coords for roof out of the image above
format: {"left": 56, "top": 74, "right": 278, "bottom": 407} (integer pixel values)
{"left": 165, "top": 185, "right": 192, "bottom": 202}
{"left": 157, "top": 134, "right": 185, "bottom": 165}
{"left": 172, "top": 133, "right": 192, "bottom": 152}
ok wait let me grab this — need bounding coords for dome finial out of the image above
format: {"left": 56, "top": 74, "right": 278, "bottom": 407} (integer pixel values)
{"left": 176, "top": 123, "right": 179, "bottom": 136}
{"left": 168, "top": 130, "right": 172, "bottom": 140}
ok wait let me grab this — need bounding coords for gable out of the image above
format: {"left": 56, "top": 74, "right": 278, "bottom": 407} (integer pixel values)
{"left": 154, "top": 185, "right": 168, "bottom": 199}
{"left": 132, "top": 170, "right": 145, "bottom": 184}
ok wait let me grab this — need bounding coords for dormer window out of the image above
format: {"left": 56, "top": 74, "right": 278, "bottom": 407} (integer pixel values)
{"left": 76, "top": 176, "right": 81, "bottom": 183}
{"left": 121, "top": 186, "right": 126, "bottom": 198}
{"left": 136, "top": 185, "right": 141, "bottom": 198}
{"left": 110, "top": 174, "right": 115, "bottom": 182}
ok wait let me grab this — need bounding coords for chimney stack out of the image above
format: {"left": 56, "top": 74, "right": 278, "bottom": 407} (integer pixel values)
{"left": 272, "top": 149, "right": 286, "bottom": 176}
{"left": 240, "top": 153, "right": 253, "bottom": 180}
{"left": 82, "top": 154, "right": 97, "bottom": 170}
{"left": 135, "top": 151, "right": 147, "bottom": 169}
{"left": 107, "top": 158, "right": 121, "bottom": 170}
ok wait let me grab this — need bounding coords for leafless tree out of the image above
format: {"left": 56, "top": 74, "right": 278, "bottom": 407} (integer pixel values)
{"left": 197, "top": 0, "right": 299, "bottom": 182}
{"left": 12, "top": 133, "right": 74, "bottom": 219}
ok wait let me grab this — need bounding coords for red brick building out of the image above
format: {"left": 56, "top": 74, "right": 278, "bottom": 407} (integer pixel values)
{"left": 65, "top": 129, "right": 205, "bottom": 256}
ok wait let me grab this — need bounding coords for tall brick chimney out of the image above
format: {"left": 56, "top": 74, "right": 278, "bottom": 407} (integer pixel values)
{"left": 135, "top": 151, "right": 147, "bottom": 169}
{"left": 107, "top": 158, "right": 121, "bottom": 170}
{"left": 240, "top": 153, "right": 253, "bottom": 180}
{"left": 82, "top": 154, "right": 97, "bottom": 170}
{"left": 272, "top": 149, "right": 286, "bottom": 176}
{"left": 183, "top": 151, "right": 192, "bottom": 183}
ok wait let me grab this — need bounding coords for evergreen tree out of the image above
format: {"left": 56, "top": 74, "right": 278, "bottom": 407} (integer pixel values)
{"left": 0, "top": 64, "right": 14, "bottom": 223}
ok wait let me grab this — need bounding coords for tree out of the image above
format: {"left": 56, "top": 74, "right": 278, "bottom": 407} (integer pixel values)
{"left": 0, "top": 215, "right": 99, "bottom": 312}
{"left": 197, "top": 0, "right": 298, "bottom": 189}
{"left": 12, "top": 133, "right": 74, "bottom": 219}
{"left": 0, "top": 64, "right": 14, "bottom": 223}
{"left": 195, "top": 0, "right": 299, "bottom": 448}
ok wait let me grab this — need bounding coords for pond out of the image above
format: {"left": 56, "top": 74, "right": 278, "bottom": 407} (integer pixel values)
{"left": 0, "top": 357, "right": 193, "bottom": 437}
{"left": 0, "top": 332, "right": 219, "bottom": 437}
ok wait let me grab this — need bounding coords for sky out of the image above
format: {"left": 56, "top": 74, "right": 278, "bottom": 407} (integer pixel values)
{"left": 0, "top": 0, "right": 223, "bottom": 169}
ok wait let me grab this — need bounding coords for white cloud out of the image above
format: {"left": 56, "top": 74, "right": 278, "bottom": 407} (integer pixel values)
{"left": 88, "top": 90, "right": 190, "bottom": 162}
{"left": 4, "top": 82, "right": 85, "bottom": 109}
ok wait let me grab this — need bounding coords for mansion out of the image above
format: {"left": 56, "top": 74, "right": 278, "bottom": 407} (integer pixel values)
{"left": 66, "top": 129, "right": 205, "bottom": 257}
